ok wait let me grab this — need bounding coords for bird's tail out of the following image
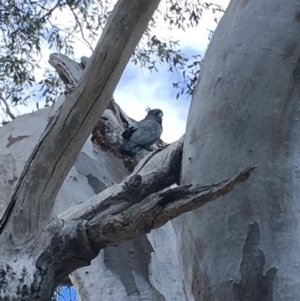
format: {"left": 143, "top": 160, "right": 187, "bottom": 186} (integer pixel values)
{"left": 120, "top": 141, "right": 139, "bottom": 154}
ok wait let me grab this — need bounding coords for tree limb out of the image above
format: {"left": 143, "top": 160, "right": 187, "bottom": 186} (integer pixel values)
{"left": 0, "top": 95, "right": 16, "bottom": 120}
{"left": 59, "top": 137, "right": 183, "bottom": 221}
{"left": 43, "top": 163, "right": 256, "bottom": 284}
{"left": 0, "top": 126, "right": 255, "bottom": 293}
{"left": 86, "top": 165, "right": 257, "bottom": 249}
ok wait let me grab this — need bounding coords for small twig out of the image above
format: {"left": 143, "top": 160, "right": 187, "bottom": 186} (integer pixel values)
{"left": 0, "top": 96, "right": 15, "bottom": 120}
{"left": 69, "top": 5, "right": 94, "bottom": 52}
{"left": 38, "top": 0, "right": 62, "bottom": 20}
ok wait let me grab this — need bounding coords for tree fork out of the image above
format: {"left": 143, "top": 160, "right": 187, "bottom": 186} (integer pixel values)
{"left": 0, "top": 161, "right": 254, "bottom": 300}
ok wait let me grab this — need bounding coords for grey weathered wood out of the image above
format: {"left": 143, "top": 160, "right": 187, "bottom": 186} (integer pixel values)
{"left": 86, "top": 165, "right": 256, "bottom": 248}
{"left": 31, "top": 163, "right": 255, "bottom": 287}
{"left": 48, "top": 53, "right": 84, "bottom": 93}
{"left": 59, "top": 138, "right": 183, "bottom": 222}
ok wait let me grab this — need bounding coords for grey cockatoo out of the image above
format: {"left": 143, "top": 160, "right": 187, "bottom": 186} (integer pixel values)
{"left": 121, "top": 108, "right": 163, "bottom": 155}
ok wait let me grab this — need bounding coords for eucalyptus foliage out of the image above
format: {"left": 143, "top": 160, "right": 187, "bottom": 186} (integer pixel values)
{"left": 0, "top": 0, "right": 222, "bottom": 122}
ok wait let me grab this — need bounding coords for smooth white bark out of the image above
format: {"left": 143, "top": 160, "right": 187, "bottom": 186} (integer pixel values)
{"left": 176, "top": 0, "right": 300, "bottom": 300}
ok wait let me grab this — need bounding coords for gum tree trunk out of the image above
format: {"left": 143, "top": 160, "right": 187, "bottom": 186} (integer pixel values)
{"left": 176, "top": 0, "right": 300, "bottom": 300}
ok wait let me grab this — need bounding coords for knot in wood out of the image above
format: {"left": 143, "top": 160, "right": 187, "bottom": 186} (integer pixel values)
{"left": 125, "top": 174, "right": 142, "bottom": 191}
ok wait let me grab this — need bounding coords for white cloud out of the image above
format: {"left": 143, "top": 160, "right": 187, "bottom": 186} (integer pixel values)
{"left": 115, "top": 64, "right": 189, "bottom": 143}
{"left": 114, "top": 0, "right": 230, "bottom": 143}
{"left": 152, "top": 0, "right": 230, "bottom": 53}
{"left": 16, "top": 0, "right": 230, "bottom": 145}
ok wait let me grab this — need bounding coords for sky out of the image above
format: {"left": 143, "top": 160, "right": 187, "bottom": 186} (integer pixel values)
{"left": 15, "top": 0, "right": 229, "bottom": 144}
{"left": 56, "top": 286, "right": 77, "bottom": 301}
{"left": 114, "top": 0, "right": 228, "bottom": 143}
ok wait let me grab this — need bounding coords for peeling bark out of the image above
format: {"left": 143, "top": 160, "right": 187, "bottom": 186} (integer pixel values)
{"left": 233, "top": 222, "right": 277, "bottom": 301}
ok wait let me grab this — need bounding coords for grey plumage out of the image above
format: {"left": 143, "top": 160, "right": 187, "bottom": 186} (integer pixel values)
{"left": 121, "top": 109, "right": 163, "bottom": 155}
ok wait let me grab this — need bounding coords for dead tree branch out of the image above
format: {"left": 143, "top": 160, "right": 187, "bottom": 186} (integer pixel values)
{"left": 34, "top": 129, "right": 256, "bottom": 284}
{"left": 86, "top": 165, "right": 257, "bottom": 249}
{"left": 42, "top": 163, "right": 256, "bottom": 284}
{"left": 59, "top": 137, "right": 183, "bottom": 221}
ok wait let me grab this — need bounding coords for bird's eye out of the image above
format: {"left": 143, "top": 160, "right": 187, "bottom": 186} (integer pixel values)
{"left": 158, "top": 111, "right": 163, "bottom": 117}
